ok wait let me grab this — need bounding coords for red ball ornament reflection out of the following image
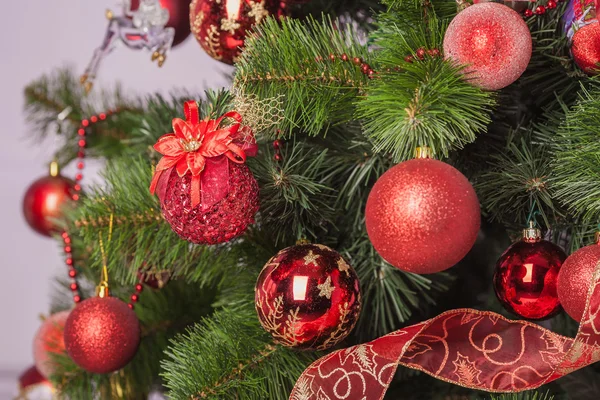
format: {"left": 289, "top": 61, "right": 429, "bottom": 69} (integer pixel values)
{"left": 130, "top": 0, "right": 191, "bottom": 46}
{"left": 443, "top": 3, "right": 532, "bottom": 90}
{"left": 557, "top": 236, "right": 600, "bottom": 321}
{"left": 365, "top": 151, "right": 480, "bottom": 274}
{"left": 33, "top": 311, "right": 70, "bottom": 379}
{"left": 17, "top": 365, "right": 52, "bottom": 399}
{"left": 64, "top": 296, "right": 140, "bottom": 374}
{"left": 23, "top": 165, "right": 76, "bottom": 237}
{"left": 493, "top": 225, "right": 566, "bottom": 320}
{"left": 571, "top": 22, "right": 600, "bottom": 75}
{"left": 255, "top": 244, "right": 361, "bottom": 350}
{"left": 190, "top": 0, "right": 286, "bottom": 64}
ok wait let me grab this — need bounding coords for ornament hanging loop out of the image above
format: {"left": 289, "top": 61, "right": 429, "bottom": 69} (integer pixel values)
{"left": 96, "top": 214, "right": 114, "bottom": 298}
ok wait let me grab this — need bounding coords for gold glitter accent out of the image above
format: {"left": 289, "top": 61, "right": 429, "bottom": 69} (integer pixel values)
{"left": 220, "top": 16, "right": 240, "bottom": 34}
{"left": 204, "top": 25, "right": 222, "bottom": 61}
{"left": 248, "top": 1, "right": 269, "bottom": 23}
{"left": 337, "top": 258, "right": 351, "bottom": 276}
{"left": 317, "top": 276, "right": 335, "bottom": 299}
{"left": 303, "top": 251, "right": 320, "bottom": 266}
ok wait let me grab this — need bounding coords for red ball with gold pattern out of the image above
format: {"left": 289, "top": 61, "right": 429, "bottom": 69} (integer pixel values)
{"left": 190, "top": 0, "right": 286, "bottom": 64}
{"left": 493, "top": 223, "right": 566, "bottom": 320}
{"left": 255, "top": 243, "right": 361, "bottom": 350}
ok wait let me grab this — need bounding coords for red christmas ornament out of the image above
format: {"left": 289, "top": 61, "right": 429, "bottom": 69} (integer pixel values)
{"left": 64, "top": 296, "right": 140, "bottom": 374}
{"left": 365, "top": 148, "right": 480, "bottom": 274}
{"left": 17, "top": 365, "right": 53, "bottom": 399}
{"left": 443, "top": 2, "right": 532, "bottom": 90}
{"left": 137, "top": 268, "right": 171, "bottom": 289}
{"left": 255, "top": 243, "right": 361, "bottom": 350}
{"left": 33, "top": 311, "right": 70, "bottom": 379}
{"left": 557, "top": 234, "right": 600, "bottom": 321}
{"left": 22, "top": 162, "right": 76, "bottom": 237}
{"left": 572, "top": 22, "right": 600, "bottom": 75}
{"left": 130, "top": 0, "right": 191, "bottom": 46}
{"left": 493, "top": 223, "right": 566, "bottom": 320}
{"left": 150, "top": 101, "right": 259, "bottom": 244}
{"left": 190, "top": 0, "right": 286, "bottom": 64}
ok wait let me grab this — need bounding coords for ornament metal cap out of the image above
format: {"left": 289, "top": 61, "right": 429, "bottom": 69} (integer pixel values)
{"left": 415, "top": 146, "right": 433, "bottom": 159}
{"left": 595, "top": 231, "right": 600, "bottom": 244}
{"left": 49, "top": 161, "right": 59, "bottom": 177}
{"left": 522, "top": 221, "right": 541, "bottom": 243}
{"left": 96, "top": 281, "right": 110, "bottom": 298}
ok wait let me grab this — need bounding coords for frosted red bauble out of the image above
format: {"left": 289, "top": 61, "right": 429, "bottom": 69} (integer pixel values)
{"left": 557, "top": 242, "right": 600, "bottom": 321}
{"left": 64, "top": 297, "right": 140, "bottom": 374}
{"left": 33, "top": 311, "right": 69, "bottom": 378}
{"left": 443, "top": 3, "right": 532, "bottom": 90}
{"left": 571, "top": 22, "right": 600, "bottom": 75}
{"left": 493, "top": 240, "right": 566, "bottom": 320}
{"left": 255, "top": 244, "right": 361, "bottom": 350}
{"left": 161, "top": 163, "right": 259, "bottom": 244}
{"left": 130, "top": 0, "right": 191, "bottom": 46}
{"left": 190, "top": 0, "right": 285, "bottom": 64}
{"left": 365, "top": 158, "right": 480, "bottom": 274}
{"left": 22, "top": 175, "right": 76, "bottom": 236}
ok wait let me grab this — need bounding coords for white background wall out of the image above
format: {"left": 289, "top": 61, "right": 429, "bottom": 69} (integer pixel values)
{"left": 0, "top": 0, "right": 227, "bottom": 392}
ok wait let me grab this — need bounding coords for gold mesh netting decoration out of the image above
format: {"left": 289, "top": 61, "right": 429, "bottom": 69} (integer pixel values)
{"left": 232, "top": 89, "right": 285, "bottom": 136}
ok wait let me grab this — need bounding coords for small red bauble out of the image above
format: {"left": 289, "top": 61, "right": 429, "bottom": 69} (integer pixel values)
{"left": 493, "top": 226, "right": 566, "bottom": 320}
{"left": 130, "top": 0, "right": 191, "bottom": 46}
{"left": 23, "top": 170, "right": 76, "bottom": 237}
{"left": 64, "top": 296, "right": 140, "bottom": 374}
{"left": 557, "top": 236, "right": 600, "bottom": 321}
{"left": 571, "top": 22, "right": 600, "bottom": 75}
{"left": 190, "top": 0, "right": 285, "bottom": 64}
{"left": 443, "top": 3, "right": 532, "bottom": 90}
{"left": 33, "top": 311, "right": 70, "bottom": 378}
{"left": 255, "top": 244, "right": 361, "bottom": 350}
{"left": 365, "top": 153, "right": 480, "bottom": 274}
{"left": 17, "top": 365, "right": 52, "bottom": 399}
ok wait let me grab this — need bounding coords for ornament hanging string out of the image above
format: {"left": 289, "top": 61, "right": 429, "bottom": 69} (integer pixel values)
{"left": 96, "top": 214, "right": 113, "bottom": 297}
{"left": 290, "top": 262, "right": 600, "bottom": 399}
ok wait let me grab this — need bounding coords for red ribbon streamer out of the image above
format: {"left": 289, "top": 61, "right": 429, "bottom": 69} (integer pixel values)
{"left": 290, "top": 264, "right": 600, "bottom": 399}
{"left": 149, "top": 100, "right": 257, "bottom": 209}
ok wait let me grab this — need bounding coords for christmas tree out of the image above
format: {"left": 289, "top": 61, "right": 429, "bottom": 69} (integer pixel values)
{"left": 20, "top": 0, "right": 600, "bottom": 399}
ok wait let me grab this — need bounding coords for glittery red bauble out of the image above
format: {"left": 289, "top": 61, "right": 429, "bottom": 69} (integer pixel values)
{"left": 443, "top": 3, "right": 532, "bottom": 90}
{"left": 557, "top": 241, "right": 600, "bottom": 321}
{"left": 255, "top": 244, "right": 361, "bottom": 350}
{"left": 64, "top": 297, "right": 140, "bottom": 374}
{"left": 571, "top": 22, "right": 600, "bottom": 75}
{"left": 161, "top": 163, "right": 259, "bottom": 244}
{"left": 365, "top": 158, "right": 480, "bottom": 274}
{"left": 493, "top": 240, "right": 566, "bottom": 320}
{"left": 190, "top": 0, "right": 285, "bottom": 64}
{"left": 33, "top": 311, "right": 70, "bottom": 378}
{"left": 130, "top": 0, "right": 191, "bottom": 46}
{"left": 22, "top": 175, "right": 76, "bottom": 236}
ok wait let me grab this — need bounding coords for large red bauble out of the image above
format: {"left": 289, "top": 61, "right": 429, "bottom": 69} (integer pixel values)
{"left": 190, "top": 0, "right": 285, "bottom": 64}
{"left": 571, "top": 22, "right": 600, "bottom": 75}
{"left": 64, "top": 297, "right": 140, "bottom": 374}
{"left": 255, "top": 244, "right": 361, "bottom": 350}
{"left": 365, "top": 158, "right": 480, "bottom": 274}
{"left": 130, "top": 0, "right": 191, "bottom": 46}
{"left": 17, "top": 365, "right": 52, "bottom": 399}
{"left": 443, "top": 3, "right": 532, "bottom": 90}
{"left": 22, "top": 175, "right": 76, "bottom": 236}
{"left": 493, "top": 240, "right": 566, "bottom": 320}
{"left": 557, "top": 241, "right": 600, "bottom": 321}
{"left": 161, "top": 163, "right": 259, "bottom": 244}
{"left": 33, "top": 311, "right": 70, "bottom": 378}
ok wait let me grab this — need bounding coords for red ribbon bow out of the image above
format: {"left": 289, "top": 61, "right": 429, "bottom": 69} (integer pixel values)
{"left": 149, "top": 100, "right": 257, "bottom": 209}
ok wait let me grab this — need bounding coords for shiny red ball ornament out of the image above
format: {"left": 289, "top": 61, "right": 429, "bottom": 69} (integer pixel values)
{"left": 190, "top": 0, "right": 285, "bottom": 64}
{"left": 130, "top": 0, "right": 191, "bottom": 46}
{"left": 255, "top": 244, "right": 361, "bottom": 350}
{"left": 493, "top": 224, "right": 566, "bottom": 320}
{"left": 443, "top": 3, "right": 532, "bottom": 90}
{"left": 17, "top": 365, "right": 52, "bottom": 399}
{"left": 572, "top": 22, "right": 600, "bottom": 75}
{"left": 557, "top": 235, "right": 600, "bottom": 321}
{"left": 64, "top": 296, "right": 140, "bottom": 374}
{"left": 33, "top": 311, "right": 70, "bottom": 378}
{"left": 23, "top": 164, "right": 76, "bottom": 237}
{"left": 365, "top": 150, "right": 480, "bottom": 274}
{"left": 161, "top": 163, "right": 259, "bottom": 244}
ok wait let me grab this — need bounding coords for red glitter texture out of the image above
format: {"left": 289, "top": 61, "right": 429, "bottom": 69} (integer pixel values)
{"left": 255, "top": 244, "right": 361, "bottom": 350}
{"left": 64, "top": 297, "right": 140, "bottom": 374}
{"left": 22, "top": 175, "right": 76, "bottom": 236}
{"left": 190, "top": 0, "right": 285, "bottom": 64}
{"left": 365, "top": 158, "right": 480, "bottom": 274}
{"left": 443, "top": 3, "right": 532, "bottom": 90}
{"left": 557, "top": 242, "right": 600, "bottom": 321}
{"left": 572, "top": 22, "right": 600, "bottom": 74}
{"left": 493, "top": 240, "right": 566, "bottom": 320}
{"left": 161, "top": 163, "right": 259, "bottom": 244}
{"left": 33, "top": 311, "right": 70, "bottom": 378}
